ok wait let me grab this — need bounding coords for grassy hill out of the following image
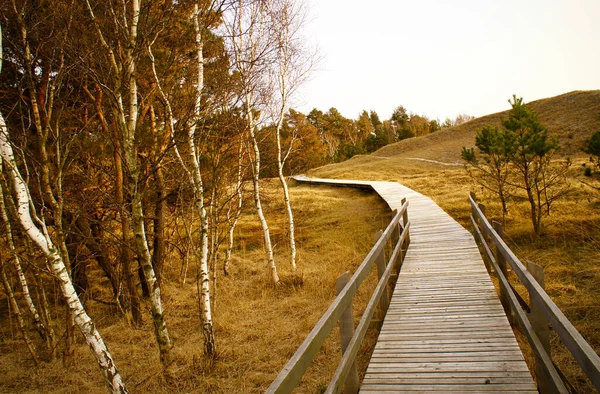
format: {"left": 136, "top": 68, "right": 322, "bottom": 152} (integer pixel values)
{"left": 2, "top": 91, "right": 597, "bottom": 393}
{"left": 372, "top": 90, "right": 600, "bottom": 163}
{"left": 309, "top": 90, "right": 600, "bottom": 392}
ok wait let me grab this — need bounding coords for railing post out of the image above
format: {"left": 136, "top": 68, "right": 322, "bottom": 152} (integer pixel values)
{"left": 374, "top": 230, "right": 390, "bottom": 315}
{"left": 492, "top": 220, "right": 513, "bottom": 326}
{"left": 526, "top": 260, "right": 552, "bottom": 394}
{"left": 478, "top": 203, "right": 487, "bottom": 239}
{"left": 475, "top": 203, "right": 493, "bottom": 274}
{"left": 401, "top": 198, "right": 410, "bottom": 250}
{"left": 391, "top": 209, "right": 399, "bottom": 252}
{"left": 335, "top": 272, "right": 359, "bottom": 394}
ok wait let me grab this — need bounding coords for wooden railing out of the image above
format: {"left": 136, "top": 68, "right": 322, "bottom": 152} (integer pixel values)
{"left": 469, "top": 193, "right": 600, "bottom": 393}
{"left": 266, "top": 200, "right": 411, "bottom": 394}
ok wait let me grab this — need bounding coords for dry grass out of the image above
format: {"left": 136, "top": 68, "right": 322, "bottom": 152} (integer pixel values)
{"left": 306, "top": 90, "right": 600, "bottom": 392}
{"left": 313, "top": 159, "right": 600, "bottom": 392}
{"left": 0, "top": 181, "right": 391, "bottom": 393}
{"left": 2, "top": 90, "right": 598, "bottom": 393}
{"left": 373, "top": 89, "right": 600, "bottom": 162}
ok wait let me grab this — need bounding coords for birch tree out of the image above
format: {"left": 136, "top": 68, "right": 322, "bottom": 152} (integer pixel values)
{"left": 146, "top": 0, "right": 231, "bottom": 356}
{"left": 0, "top": 24, "right": 127, "bottom": 389}
{"left": 269, "top": 0, "right": 314, "bottom": 272}
{"left": 0, "top": 174, "right": 50, "bottom": 342}
{"left": 224, "top": 0, "right": 281, "bottom": 284}
{"left": 84, "top": 0, "right": 173, "bottom": 369}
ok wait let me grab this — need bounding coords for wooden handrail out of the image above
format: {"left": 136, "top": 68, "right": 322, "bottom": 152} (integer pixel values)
{"left": 469, "top": 194, "right": 600, "bottom": 392}
{"left": 469, "top": 214, "right": 567, "bottom": 393}
{"left": 266, "top": 201, "right": 410, "bottom": 393}
{"left": 325, "top": 222, "right": 410, "bottom": 394}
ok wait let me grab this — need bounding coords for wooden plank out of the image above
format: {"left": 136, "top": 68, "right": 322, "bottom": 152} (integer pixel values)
{"left": 360, "top": 384, "right": 537, "bottom": 392}
{"left": 266, "top": 205, "right": 404, "bottom": 393}
{"left": 325, "top": 223, "right": 409, "bottom": 394}
{"left": 471, "top": 196, "right": 600, "bottom": 391}
{"left": 290, "top": 176, "right": 536, "bottom": 393}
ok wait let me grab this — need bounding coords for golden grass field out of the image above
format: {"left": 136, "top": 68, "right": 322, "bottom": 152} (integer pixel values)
{"left": 0, "top": 180, "right": 391, "bottom": 393}
{"left": 308, "top": 90, "right": 600, "bottom": 392}
{"left": 1, "top": 90, "right": 599, "bottom": 393}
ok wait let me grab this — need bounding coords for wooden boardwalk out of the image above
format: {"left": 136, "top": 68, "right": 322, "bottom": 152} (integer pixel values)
{"left": 293, "top": 176, "right": 537, "bottom": 393}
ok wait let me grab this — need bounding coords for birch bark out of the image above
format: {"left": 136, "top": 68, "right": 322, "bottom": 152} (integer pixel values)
{"left": 224, "top": 138, "right": 245, "bottom": 276}
{"left": 85, "top": 0, "right": 173, "bottom": 368}
{"left": 226, "top": 0, "right": 281, "bottom": 284}
{"left": 0, "top": 253, "right": 39, "bottom": 366}
{"left": 0, "top": 108, "right": 128, "bottom": 394}
{"left": 188, "top": 3, "right": 215, "bottom": 356}
{"left": 145, "top": 3, "right": 215, "bottom": 356}
{"left": 0, "top": 176, "right": 48, "bottom": 339}
{"left": 270, "top": 0, "right": 314, "bottom": 274}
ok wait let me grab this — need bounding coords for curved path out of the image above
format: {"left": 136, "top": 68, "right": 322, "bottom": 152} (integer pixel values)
{"left": 293, "top": 176, "right": 536, "bottom": 393}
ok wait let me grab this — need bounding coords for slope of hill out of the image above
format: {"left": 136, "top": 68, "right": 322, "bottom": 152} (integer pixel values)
{"left": 372, "top": 90, "right": 600, "bottom": 163}
{"left": 309, "top": 89, "right": 600, "bottom": 393}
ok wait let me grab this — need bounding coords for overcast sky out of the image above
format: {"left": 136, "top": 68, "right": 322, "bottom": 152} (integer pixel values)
{"left": 295, "top": 0, "right": 600, "bottom": 122}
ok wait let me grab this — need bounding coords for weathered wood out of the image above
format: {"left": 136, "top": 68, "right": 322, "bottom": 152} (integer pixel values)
{"left": 526, "top": 260, "right": 552, "bottom": 394}
{"left": 335, "top": 272, "right": 359, "bottom": 394}
{"left": 285, "top": 176, "right": 537, "bottom": 393}
{"left": 374, "top": 230, "right": 390, "bottom": 317}
{"left": 470, "top": 213, "right": 568, "bottom": 393}
{"left": 470, "top": 195, "right": 600, "bottom": 391}
{"left": 326, "top": 226, "right": 407, "bottom": 394}
{"left": 492, "top": 220, "right": 513, "bottom": 326}
{"left": 401, "top": 197, "right": 410, "bottom": 247}
{"left": 361, "top": 182, "right": 534, "bottom": 392}
{"left": 267, "top": 189, "right": 407, "bottom": 394}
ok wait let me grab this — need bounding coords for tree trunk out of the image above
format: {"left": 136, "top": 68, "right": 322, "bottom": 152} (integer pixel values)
{"left": 0, "top": 180, "right": 48, "bottom": 340}
{"left": 224, "top": 137, "right": 245, "bottom": 276}
{"left": 1, "top": 112, "right": 129, "bottom": 393}
{"left": 85, "top": 83, "right": 141, "bottom": 323}
{"left": 151, "top": 105, "right": 166, "bottom": 286}
{"left": 31, "top": 270, "right": 57, "bottom": 359}
{"left": 114, "top": 135, "right": 142, "bottom": 325}
{"left": 0, "top": 256, "right": 39, "bottom": 366}
{"left": 187, "top": 4, "right": 215, "bottom": 356}
{"left": 247, "top": 109, "right": 280, "bottom": 285}
{"left": 275, "top": 110, "right": 297, "bottom": 272}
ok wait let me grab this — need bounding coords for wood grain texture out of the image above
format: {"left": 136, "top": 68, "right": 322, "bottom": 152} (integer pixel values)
{"left": 292, "top": 176, "right": 537, "bottom": 393}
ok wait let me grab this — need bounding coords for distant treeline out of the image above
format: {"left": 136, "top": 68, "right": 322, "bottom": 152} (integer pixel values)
{"left": 261, "top": 107, "right": 475, "bottom": 175}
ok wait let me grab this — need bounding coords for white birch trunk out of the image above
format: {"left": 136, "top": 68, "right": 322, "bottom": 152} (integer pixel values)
{"left": 0, "top": 257, "right": 39, "bottom": 366}
{"left": 147, "top": 3, "right": 215, "bottom": 356}
{"left": 224, "top": 138, "right": 245, "bottom": 276}
{"left": 0, "top": 112, "right": 128, "bottom": 393}
{"left": 247, "top": 107, "right": 280, "bottom": 284}
{"left": 276, "top": 155, "right": 297, "bottom": 271}
{"left": 188, "top": 4, "right": 215, "bottom": 355}
{"left": 86, "top": 0, "right": 174, "bottom": 369}
{"left": 0, "top": 178, "right": 48, "bottom": 338}
{"left": 271, "top": 0, "right": 310, "bottom": 273}
{"left": 273, "top": 87, "right": 297, "bottom": 272}
{"left": 228, "top": 0, "right": 281, "bottom": 284}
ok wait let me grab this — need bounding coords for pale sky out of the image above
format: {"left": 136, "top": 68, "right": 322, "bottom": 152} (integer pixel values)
{"left": 296, "top": 0, "right": 600, "bottom": 122}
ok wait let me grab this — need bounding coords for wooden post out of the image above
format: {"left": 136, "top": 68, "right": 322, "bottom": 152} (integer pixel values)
{"left": 478, "top": 203, "right": 487, "bottom": 239}
{"left": 401, "top": 198, "right": 410, "bottom": 248}
{"left": 335, "top": 272, "right": 359, "bottom": 394}
{"left": 526, "top": 260, "right": 552, "bottom": 394}
{"left": 390, "top": 210, "right": 400, "bottom": 280}
{"left": 492, "top": 220, "right": 513, "bottom": 326}
{"left": 374, "top": 231, "right": 390, "bottom": 315}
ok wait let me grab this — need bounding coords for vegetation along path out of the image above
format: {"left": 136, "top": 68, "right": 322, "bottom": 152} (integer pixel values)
{"left": 293, "top": 175, "right": 537, "bottom": 393}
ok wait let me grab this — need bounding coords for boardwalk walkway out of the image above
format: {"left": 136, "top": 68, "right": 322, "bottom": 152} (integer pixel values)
{"left": 293, "top": 176, "right": 537, "bottom": 393}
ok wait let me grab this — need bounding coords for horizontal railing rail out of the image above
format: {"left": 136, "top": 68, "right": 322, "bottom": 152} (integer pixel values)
{"left": 266, "top": 200, "right": 410, "bottom": 394}
{"left": 469, "top": 193, "right": 600, "bottom": 393}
